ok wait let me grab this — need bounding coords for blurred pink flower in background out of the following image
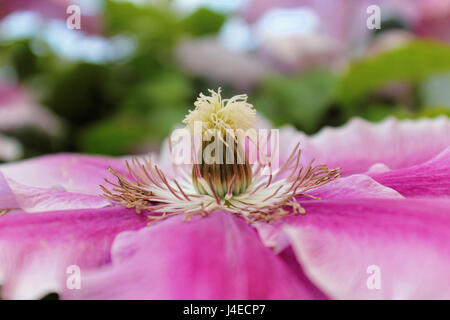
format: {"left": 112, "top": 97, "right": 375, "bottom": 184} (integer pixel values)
{"left": 0, "top": 81, "right": 61, "bottom": 161}
{"left": 0, "top": 0, "right": 102, "bottom": 34}
{"left": 241, "top": 0, "right": 450, "bottom": 71}
{"left": 1, "top": 0, "right": 71, "bottom": 20}
{"left": 243, "top": 0, "right": 372, "bottom": 71}
{"left": 414, "top": 0, "right": 450, "bottom": 43}
{"left": 0, "top": 81, "right": 61, "bottom": 135}
{"left": 0, "top": 116, "right": 449, "bottom": 299}
{"left": 244, "top": 0, "right": 450, "bottom": 41}
{"left": 175, "top": 37, "right": 272, "bottom": 89}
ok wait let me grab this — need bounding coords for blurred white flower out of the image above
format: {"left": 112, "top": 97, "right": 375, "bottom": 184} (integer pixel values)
{"left": 0, "top": 134, "right": 22, "bottom": 161}
{"left": 366, "top": 30, "right": 414, "bottom": 56}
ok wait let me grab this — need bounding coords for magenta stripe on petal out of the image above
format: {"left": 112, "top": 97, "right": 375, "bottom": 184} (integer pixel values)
{"left": 370, "top": 146, "right": 450, "bottom": 198}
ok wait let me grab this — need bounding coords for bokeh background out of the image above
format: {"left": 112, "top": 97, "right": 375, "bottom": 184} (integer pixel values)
{"left": 0, "top": 0, "right": 449, "bottom": 162}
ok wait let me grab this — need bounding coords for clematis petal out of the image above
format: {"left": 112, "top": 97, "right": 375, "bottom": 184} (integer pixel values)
{"left": 0, "top": 206, "right": 147, "bottom": 299}
{"left": 257, "top": 173, "right": 403, "bottom": 250}
{"left": 370, "top": 146, "right": 450, "bottom": 198}
{"left": 306, "top": 174, "right": 403, "bottom": 200}
{"left": 4, "top": 179, "right": 111, "bottom": 212}
{"left": 0, "top": 153, "right": 128, "bottom": 195}
{"left": 283, "top": 198, "right": 450, "bottom": 299}
{"left": 0, "top": 172, "right": 19, "bottom": 209}
{"left": 66, "top": 212, "right": 322, "bottom": 299}
{"left": 279, "top": 116, "right": 450, "bottom": 175}
{"left": 0, "top": 154, "right": 130, "bottom": 212}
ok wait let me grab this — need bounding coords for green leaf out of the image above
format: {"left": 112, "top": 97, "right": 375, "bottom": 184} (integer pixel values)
{"left": 105, "top": 0, "right": 177, "bottom": 34}
{"left": 79, "top": 114, "right": 149, "bottom": 155}
{"left": 10, "top": 40, "right": 38, "bottom": 80}
{"left": 104, "top": 2, "right": 225, "bottom": 50}
{"left": 339, "top": 40, "right": 450, "bottom": 106}
{"left": 79, "top": 105, "right": 187, "bottom": 155}
{"left": 179, "top": 7, "right": 226, "bottom": 36}
{"left": 414, "top": 106, "right": 450, "bottom": 118}
{"left": 360, "top": 103, "right": 404, "bottom": 122}
{"left": 79, "top": 70, "right": 192, "bottom": 155}
{"left": 104, "top": 0, "right": 180, "bottom": 51}
{"left": 361, "top": 105, "right": 450, "bottom": 122}
{"left": 44, "top": 63, "right": 116, "bottom": 125}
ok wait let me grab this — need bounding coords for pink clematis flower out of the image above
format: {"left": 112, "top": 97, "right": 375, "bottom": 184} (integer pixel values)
{"left": 0, "top": 90, "right": 449, "bottom": 300}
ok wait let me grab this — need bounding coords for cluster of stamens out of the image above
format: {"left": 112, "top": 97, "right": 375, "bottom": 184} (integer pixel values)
{"left": 102, "top": 89, "right": 340, "bottom": 225}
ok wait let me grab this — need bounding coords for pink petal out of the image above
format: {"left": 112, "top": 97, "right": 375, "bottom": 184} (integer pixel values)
{"left": 257, "top": 174, "right": 403, "bottom": 250}
{"left": 4, "top": 179, "right": 111, "bottom": 212}
{"left": 0, "top": 173, "right": 18, "bottom": 209}
{"left": 370, "top": 146, "right": 450, "bottom": 199}
{"left": 0, "top": 153, "right": 128, "bottom": 195}
{"left": 280, "top": 116, "right": 450, "bottom": 175}
{"left": 283, "top": 198, "right": 450, "bottom": 299}
{"left": 366, "top": 163, "right": 391, "bottom": 174}
{"left": 306, "top": 174, "right": 403, "bottom": 200}
{"left": 0, "top": 154, "right": 130, "bottom": 212}
{"left": 67, "top": 212, "right": 322, "bottom": 299}
{"left": 0, "top": 207, "right": 147, "bottom": 299}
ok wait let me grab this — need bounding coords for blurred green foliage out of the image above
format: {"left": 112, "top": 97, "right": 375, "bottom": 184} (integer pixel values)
{"left": 339, "top": 41, "right": 450, "bottom": 106}
{"left": 72, "top": 1, "right": 225, "bottom": 155}
{"left": 1, "top": 1, "right": 450, "bottom": 160}
{"left": 45, "top": 63, "right": 116, "bottom": 125}
{"left": 252, "top": 70, "right": 338, "bottom": 134}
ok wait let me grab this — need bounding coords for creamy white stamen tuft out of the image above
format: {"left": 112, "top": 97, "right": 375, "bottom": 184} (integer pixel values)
{"left": 183, "top": 88, "right": 256, "bottom": 135}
